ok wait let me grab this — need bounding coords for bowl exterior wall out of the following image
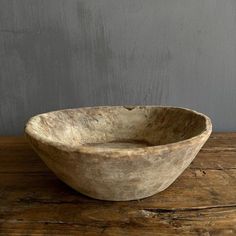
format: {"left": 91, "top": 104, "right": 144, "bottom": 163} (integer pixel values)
{"left": 26, "top": 131, "right": 210, "bottom": 201}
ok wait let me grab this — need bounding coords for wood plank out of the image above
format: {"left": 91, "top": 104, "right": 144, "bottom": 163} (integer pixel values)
{"left": 202, "top": 132, "right": 236, "bottom": 150}
{"left": 0, "top": 134, "right": 236, "bottom": 235}
{"left": 1, "top": 201, "right": 236, "bottom": 235}
{"left": 0, "top": 169, "right": 236, "bottom": 207}
{"left": 1, "top": 207, "right": 236, "bottom": 236}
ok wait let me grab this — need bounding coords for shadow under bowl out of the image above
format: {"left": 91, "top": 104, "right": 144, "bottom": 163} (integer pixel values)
{"left": 25, "top": 106, "right": 212, "bottom": 201}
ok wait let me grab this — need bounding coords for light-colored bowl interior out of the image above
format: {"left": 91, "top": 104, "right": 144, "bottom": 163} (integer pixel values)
{"left": 26, "top": 106, "right": 208, "bottom": 150}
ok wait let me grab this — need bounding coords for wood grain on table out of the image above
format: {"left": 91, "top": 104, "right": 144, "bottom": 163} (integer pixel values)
{"left": 0, "top": 133, "right": 236, "bottom": 235}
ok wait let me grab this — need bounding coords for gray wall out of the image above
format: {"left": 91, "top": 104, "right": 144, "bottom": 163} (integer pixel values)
{"left": 0, "top": 0, "right": 236, "bottom": 135}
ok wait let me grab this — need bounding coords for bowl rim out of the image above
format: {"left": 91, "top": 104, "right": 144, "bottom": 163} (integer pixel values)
{"left": 25, "top": 105, "right": 212, "bottom": 155}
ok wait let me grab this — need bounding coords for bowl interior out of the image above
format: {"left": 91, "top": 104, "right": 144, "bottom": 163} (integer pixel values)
{"left": 26, "top": 106, "right": 208, "bottom": 149}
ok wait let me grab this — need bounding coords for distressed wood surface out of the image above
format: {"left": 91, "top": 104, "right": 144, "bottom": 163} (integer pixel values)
{"left": 0, "top": 133, "right": 236, "bottom": 235}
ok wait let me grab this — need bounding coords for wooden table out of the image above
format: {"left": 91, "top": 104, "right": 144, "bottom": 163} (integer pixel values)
{"left": 0, "top": 133, "right": 236, "bottom": 235}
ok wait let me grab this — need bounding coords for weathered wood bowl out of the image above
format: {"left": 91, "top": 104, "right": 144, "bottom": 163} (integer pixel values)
{"left": 25, "top": 106, "right": 212, "bottom": 201}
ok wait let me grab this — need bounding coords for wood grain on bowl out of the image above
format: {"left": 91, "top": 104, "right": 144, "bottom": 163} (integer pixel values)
{"left": 25, "top": 106, "right": 212, "bottom": 201}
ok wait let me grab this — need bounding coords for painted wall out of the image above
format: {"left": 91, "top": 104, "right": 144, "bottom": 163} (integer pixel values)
{"left": 0, "top": 0, "right": 236, "bottom": 134}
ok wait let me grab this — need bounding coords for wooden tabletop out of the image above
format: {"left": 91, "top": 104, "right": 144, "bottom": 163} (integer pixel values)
{"left": 0, "top": 133, "right": 236, "bottom": 235}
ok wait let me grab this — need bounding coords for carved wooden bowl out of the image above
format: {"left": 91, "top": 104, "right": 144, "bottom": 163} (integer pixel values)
{"left": 25, "top": 106, "right": 212, "bottom": 201}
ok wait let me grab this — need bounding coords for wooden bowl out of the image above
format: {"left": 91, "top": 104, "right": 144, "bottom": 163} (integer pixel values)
{"left": 25, "top": 106, "right": 212, "bottom": 201}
